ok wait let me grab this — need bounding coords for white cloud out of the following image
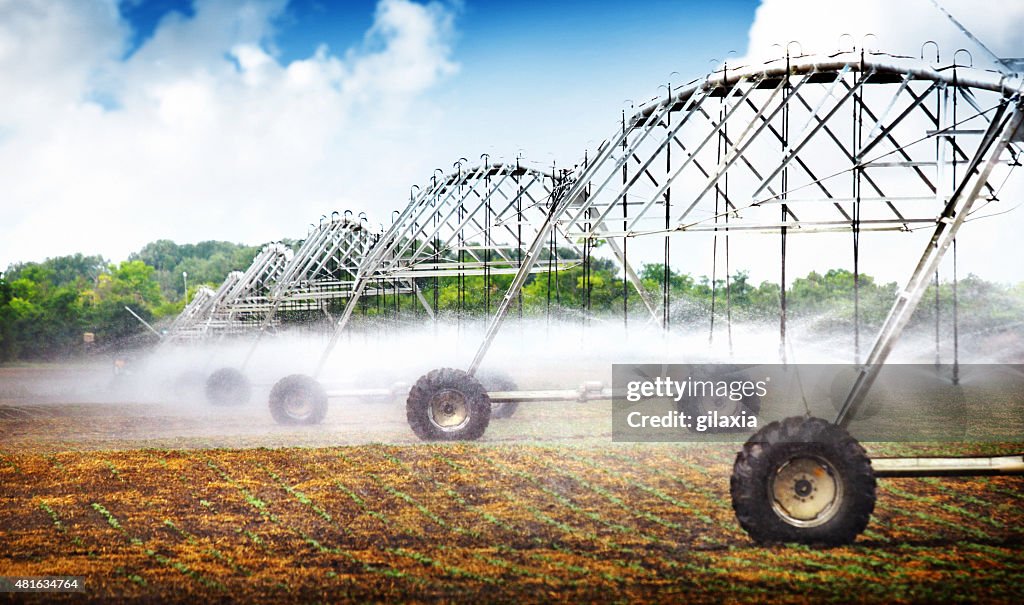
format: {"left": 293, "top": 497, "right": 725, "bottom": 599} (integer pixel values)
{"left": 346, "top": 0, "right": 457, "bottom": 100}
{"left": 744, "top": 0, "right": 1024, "bottom": 68}
{"left": 0, "top": 0, "right": 126, "bottom": 122}
{"left": 0, "top": 0, "right": 458, "bottom": 269}
{"left": 721, "top": 0, "right": 1024, "bottom": 285}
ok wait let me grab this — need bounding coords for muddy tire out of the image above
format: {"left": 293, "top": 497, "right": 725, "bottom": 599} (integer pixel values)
{"left": 477, "top": 371, "right": 519, "bottom": 419}
{"left": 269, "top": 375, "right": 328, "bottom": 425}
{"left": 407, "top": 368, "right": 490, "bottom": 441}
{"left": 731, "top": 416, "right": 876, "bottom": 545}
{"left": 205, "top": 367, "right": 252, "bottom": 406}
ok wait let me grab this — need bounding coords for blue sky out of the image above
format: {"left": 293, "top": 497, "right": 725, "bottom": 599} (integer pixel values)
{"left": 120, "top": 1, "right": 758, "bottom": 63}
{"left": 115, "top": 0, "right": 758, "bottom": 163}
{"left": 440, "top": 0, "right": 758, "bottom": 161}
{"left": 0, "top": 0, "right": 762, "bottom": 268}
{"left": 254, "top": 0, "right": 754, "bottom": 67}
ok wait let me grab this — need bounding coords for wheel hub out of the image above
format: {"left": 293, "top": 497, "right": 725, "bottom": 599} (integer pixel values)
{"left": 428, "top": 389, "right": 470, "bottom": 431}
{"left": 770, "top": 455, "right": 843, "bottom": 527}
{"left": 794, "top": 478, "right": 813, "bottom": 497}
{"left": 285, "top": 392, "right": 313, "bottom": 418}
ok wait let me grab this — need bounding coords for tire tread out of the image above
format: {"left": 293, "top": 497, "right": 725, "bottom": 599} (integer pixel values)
{"left": 406, "top": 368, "right": 490, "bottom": 441}
{"left": 730, "top": 416, "right": 876, "bottom": 545}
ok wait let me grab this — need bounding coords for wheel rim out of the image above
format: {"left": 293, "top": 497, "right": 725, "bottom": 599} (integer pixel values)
{"left": 769, "top": 455, "right": 843, "bottom": 528}
{"left": 284, "top": 390, "right": 313, "bottom": 419}
{"left": 428, "top": 389, "right": 470, "bottom": 431}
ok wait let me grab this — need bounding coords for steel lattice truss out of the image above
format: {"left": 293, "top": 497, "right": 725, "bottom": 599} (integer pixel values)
{"left": 173, "top": 243, "right": 294, "bottom": 339}
{"left": 362, "top": 162, "right": 583, "bottom": 280}
{"left": 312, "top": 161, "right": 668, "bottom": 375}
{"left": 213, "top": 243, "right": 293, "bottom": 325}
{"left": 268, "top": 214, "right": 384, "bottom": 314}
{"left": 549, "top": 52, "right": 1020, "bottom": 241}
{"left": 164, "top": 214, "right": 410, "bottom": 343}
{"left": 161, "top": 273, "right": 243, "bottom": 343}
{"left": 464, "top": 52, "right": 1024, "bottom": 380}
{"left": 159, "top": 285, "right": 218, "bottom": 344}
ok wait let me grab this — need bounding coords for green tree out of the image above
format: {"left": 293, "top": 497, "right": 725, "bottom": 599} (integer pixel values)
{"left": 131, "top": 239, "right": 261, "bottom": 300}
{"left": 79, "top": 260, "right": 169, "bottom": 343}
{"left": 640, "top": 263, "right": 695, "bottom": 293}
{"left": 0, "top": 262, "right": 91, "bottom": 360}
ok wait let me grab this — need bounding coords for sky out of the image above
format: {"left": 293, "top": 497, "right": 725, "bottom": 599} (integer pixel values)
{"left": 1, "top": 0, "right": 1023, "bottom": 284}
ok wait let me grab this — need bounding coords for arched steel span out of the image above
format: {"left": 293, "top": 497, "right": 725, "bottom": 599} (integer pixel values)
{"left": 632, "top": 51, "right": 1024, "bottom": 127}
{"left": 465, "top": 51, "right": 1024, "bottom": 426}
{"left": 165, "top": 213, "right": 415, "bottom": 348}
{"left": 161, "top": 243, "right": 294, "bottom": 343}
{"left": 266, "top": 215, "right": 385, "bottom": 315}
{"left": 209, "top": 243, "right": 295, "bottom": 333}
{"left": 236, "top": 212, "right": 438, "bottom": 370}
{"left": 162, "top": 272, "right": 246, "bottom": 344}
{"left": 367, "top": 161, "right": 580, "bottom": 279}
{"left": 311, "top": 159, "right": 662, "bottom": 378}
{"left": 551, "top": 52, "right": 1021, "bottom": 243}
{"left": 161, "top": 285, "right": 218, "bottom": 344}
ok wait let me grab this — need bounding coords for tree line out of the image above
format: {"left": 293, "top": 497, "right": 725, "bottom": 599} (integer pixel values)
{"left": 375, "top": 260, "right": 1023, "bottom": 337}
{"left": 0, "top": 240, "right": 257, "bottom": 361}
{"left": 2, "top": 242, "right": 1022, "bottom": 361}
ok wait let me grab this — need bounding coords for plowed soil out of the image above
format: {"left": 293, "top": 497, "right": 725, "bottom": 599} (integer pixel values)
{"left": 0, "top": 366, "right": 1022, "bottom": 603}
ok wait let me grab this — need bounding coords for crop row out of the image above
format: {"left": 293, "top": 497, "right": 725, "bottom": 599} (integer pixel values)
{"left": 0, "top": 444, "right": 1020, "bottom": 603}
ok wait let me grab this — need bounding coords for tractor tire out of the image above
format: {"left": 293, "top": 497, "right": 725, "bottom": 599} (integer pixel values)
{"left": 407, "top": 368, "right": 491, "bottom": 441}
{"left": 477, "top": 371, "right": 519, "bottom": 419}
{"left": 731, "top": 416, "right": 876, "bottom": 545}
{"left": 269, "top": 375, "right": 328, "bottom": 425}
{"left": 205, "top": 367, "right": 252, "bottom": 406}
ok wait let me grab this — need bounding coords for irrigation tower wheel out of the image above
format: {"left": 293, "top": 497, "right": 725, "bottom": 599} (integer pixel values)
{"left": 477, "top": 371, "right": 519, "bottom": 419}
{"left": 406, "top": 368, "right": 491, "bottom": 441}
{"left": 205, "top": 367, "right": 252, "bottom": 406}
{"left": 269, "top": 374, "right": 328, "bottom": 425}
{"left": 730, "top": 416, "right": 876, "bottom": 545}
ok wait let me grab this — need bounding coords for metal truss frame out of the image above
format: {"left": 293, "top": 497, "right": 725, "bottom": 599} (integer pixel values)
{"left": 312, "top": 159, "right": 661, "bottom": 378}
{"left": 258, "top": 213, "right": 403, "bottom": 320}
{"left": 163, "top": 243, "right": 293, "bottom": 341}
{"left": 158, "top": 285, "right": 217, "bottom": 345}
{"left": 456, "top": 51, "right": 1023, "bottom": 429}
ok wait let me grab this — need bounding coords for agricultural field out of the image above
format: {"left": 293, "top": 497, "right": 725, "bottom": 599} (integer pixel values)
{"left": 0, "top": 367, "right": 1023, "bottom": 603}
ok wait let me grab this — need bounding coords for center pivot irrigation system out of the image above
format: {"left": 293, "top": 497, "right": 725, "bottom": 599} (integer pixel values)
{"left": 169, "top": 43, "right": 1024, "bottom": 544}
{"left": 259, "top": 161, "right": 651, "bottom": 424}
